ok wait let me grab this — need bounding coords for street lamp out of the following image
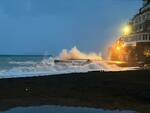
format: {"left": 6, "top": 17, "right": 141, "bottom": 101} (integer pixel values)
{"left": 122, "top": 25, "right": 132, "bottom": 36}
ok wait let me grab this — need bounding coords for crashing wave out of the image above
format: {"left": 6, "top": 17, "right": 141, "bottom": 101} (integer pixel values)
{"left": 0, "top": 47, "right": 138, "bottom": 78}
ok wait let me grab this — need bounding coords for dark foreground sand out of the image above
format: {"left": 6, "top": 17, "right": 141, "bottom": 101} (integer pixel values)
{"left": 0, "top": 70, "right": 150, "bottom": 113}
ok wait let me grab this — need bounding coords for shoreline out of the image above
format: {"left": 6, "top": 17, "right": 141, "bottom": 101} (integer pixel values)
{"left": 0, "top": 70, "right": 150, "bottom": 113}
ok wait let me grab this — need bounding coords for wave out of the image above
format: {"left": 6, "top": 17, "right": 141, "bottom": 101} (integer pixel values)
{"left": 0, "top": 47, "right": 138, "bottom": 78}
{"left": 9, "top": 61, "right": 37, "bottom": 65}
{"left": 0, "top": 57, "right": 138, "bottom": 78}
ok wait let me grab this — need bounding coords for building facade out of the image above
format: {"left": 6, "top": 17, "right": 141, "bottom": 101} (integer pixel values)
{"left": 109, "top": 0, "right": 150, "bottom": 65}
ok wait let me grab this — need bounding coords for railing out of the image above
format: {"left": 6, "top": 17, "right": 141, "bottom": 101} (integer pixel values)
{"left": 123, "top": 33, "right": 150, "bottom": 43}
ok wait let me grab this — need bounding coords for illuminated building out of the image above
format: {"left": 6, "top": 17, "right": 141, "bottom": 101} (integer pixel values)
{"left": 109, "top": 0, "right": 150, "bottom": 64}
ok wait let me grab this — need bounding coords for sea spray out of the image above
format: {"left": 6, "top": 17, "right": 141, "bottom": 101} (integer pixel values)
{"left": 0, "top": 47, "right": 137, "bottom": 78}
{"left": 59, "top": 46, "right": 102, "bottom": 60}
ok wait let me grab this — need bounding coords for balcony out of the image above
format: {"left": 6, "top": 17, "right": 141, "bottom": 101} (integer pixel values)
{"left": 123, "top": 33, "right": 150, "bottom": 43}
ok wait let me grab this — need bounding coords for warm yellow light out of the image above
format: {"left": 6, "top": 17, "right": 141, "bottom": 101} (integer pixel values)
{"left": 144, "top": 50, "right": 150, "bottom": 57}
{"left": 116, "top": 46, "right": 120, "bottom": 51}
{"left": 122, "top": 25, "right": 131, "bottom": 35}
{"left": 121, "top": 43, "right": 126, "bottom": 48}
{"left": 115, "top": 61, "right": 124, "bottom": 64}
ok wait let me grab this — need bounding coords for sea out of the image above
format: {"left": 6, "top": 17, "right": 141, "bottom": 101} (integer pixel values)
{"left": 0, "top": 55, "right": 48, "bottom": 78}
{"left": 0, "top": 55, "right": 136, "bottom": 79}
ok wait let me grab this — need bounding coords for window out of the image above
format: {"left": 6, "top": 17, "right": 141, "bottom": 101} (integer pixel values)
{"left": 140, "top": 25, "right": 143, "bottom": 31}
{"left": 143, "top": 13, "right": 148, "bottom": 21}
{"left": 143, "top": 14, "right": 145, "bottom": 21}
{"left": 139, "top": 34, "right": 142, "bottom": 40}
{"left": 143, "top": 34, "right": 146, "bottom": 40}
{"left": 148, "top": 13, "right": 150, "bottom": 20}
{"left": 145, "top": 13, "right": 148, "bottom": 19}
{"left": 139, "top": 16, "right": 141, "bottom": 22}
{"left": 145, "top": 34, "right": 148, "bottom": 40}
{"left": 138, "top": 35, "right": 140, "bottom": 40}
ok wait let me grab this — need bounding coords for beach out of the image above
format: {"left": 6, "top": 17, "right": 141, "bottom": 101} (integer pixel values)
{"left": 0, "top": 70, "right": 149, "bottom": 113}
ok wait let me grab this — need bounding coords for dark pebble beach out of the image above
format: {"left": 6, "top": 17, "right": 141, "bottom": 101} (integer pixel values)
{"left": 0, "top": 70, "right": 150, "bottom": 113}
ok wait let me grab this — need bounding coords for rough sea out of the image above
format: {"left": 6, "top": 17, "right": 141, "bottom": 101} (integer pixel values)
{"left": 0, "top": 55, "right": 137, "bottom": 78}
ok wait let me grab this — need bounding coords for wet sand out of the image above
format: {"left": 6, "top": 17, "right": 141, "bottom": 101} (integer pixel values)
{"left": 0, "top": 70, "right": 150, "bottom": 113}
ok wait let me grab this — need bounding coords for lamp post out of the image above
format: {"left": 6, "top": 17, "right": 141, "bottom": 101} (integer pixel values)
{"left": 122, "top": 25, "right": 132, "bottom": 36}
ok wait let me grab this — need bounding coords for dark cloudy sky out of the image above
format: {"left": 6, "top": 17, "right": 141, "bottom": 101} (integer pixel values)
{"left": 0, "top": 0, "right": 142, "bottom": 55}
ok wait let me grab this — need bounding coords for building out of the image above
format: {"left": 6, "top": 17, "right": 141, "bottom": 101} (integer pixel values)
{"left": 109, "top": 0, "right": 150, "bottom": 64}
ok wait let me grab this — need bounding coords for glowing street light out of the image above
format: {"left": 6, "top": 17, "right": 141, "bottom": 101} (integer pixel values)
{"left": 116, "top": 46, "right": 120, "bottom": 51}
{"left": 122, "top": 25, "right": 132, "bottom": 36}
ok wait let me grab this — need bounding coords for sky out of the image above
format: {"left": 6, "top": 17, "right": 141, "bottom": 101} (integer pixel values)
{"left": 0, "top": 0, "right": 142, "bottom": 55}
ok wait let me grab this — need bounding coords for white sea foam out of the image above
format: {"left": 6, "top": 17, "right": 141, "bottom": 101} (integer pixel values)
{"left": 9, "top": 61, "right": 37, "bottom": 65}
{"left": 0, "top": 47, "right": 138, "bottom": 78}
{"left": 0, "top": 58, "right": 138, "bottom": 78}
{"left": 59, "top": 46, "right": 102, "bottom": 60}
